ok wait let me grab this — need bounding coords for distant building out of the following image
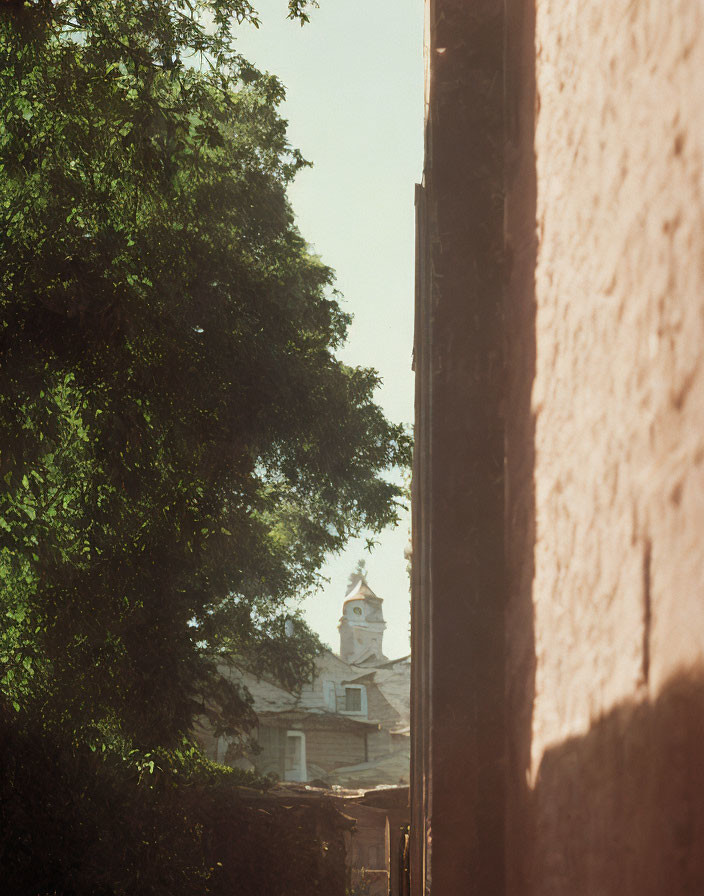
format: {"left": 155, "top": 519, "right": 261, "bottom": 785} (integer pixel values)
{"left": 200, "top": 574, "right": 410, "bottom": 788}
{"left": 339, "top": 576, "right": 388, "bottom": 665}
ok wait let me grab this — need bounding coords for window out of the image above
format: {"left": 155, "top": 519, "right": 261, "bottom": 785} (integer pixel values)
{"left": 343, "top": 684, "right": 366, "bottom": 714}
{"left": 345, "top": 687, "right": 361, "bottom": 712}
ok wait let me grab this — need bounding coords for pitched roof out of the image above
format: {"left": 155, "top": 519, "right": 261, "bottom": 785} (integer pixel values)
{"left": 374, "top": 654, "right": 411, "bottom": 669}
{"left": 257, "top": 709, "right": 379, "bottom": 732}
{"left": 343, "top": 574, "right": 381, "bottom": 602}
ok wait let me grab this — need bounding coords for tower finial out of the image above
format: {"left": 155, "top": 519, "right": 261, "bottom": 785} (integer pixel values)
{"left": 346, "top": 558, "right": 368, "bottom": 593}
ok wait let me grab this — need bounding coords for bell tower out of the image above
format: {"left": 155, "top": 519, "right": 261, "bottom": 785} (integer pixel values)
{"left": 338, "top": 573, "right": 387, "bottom": 665}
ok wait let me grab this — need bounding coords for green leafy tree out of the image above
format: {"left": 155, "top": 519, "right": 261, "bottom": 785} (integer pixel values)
{"left": 0, "top": 0, "right": 410, "bottom": 750}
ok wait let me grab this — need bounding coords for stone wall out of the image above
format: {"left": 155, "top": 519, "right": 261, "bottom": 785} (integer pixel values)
{"left": 505, "top": 2, "right": 704, "bottom": 893}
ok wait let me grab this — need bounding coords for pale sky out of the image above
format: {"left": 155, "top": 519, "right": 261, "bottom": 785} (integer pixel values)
{"left": 235, "top": 0, "right": 424, "bottom": 659}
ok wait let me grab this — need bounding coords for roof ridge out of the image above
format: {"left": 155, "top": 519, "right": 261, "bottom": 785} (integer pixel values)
{"left": 343, "top": 574, "right": 381, "bottom": 601}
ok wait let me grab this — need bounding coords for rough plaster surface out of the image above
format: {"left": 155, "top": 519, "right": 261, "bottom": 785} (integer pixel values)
{"left": 505, "top": 1, "right": 704, "bottom": 892}
{"left": 530, "top": 0, "right": 704, "bottom": 766}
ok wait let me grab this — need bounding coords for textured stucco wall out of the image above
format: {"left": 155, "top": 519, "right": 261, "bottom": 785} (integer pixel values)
{"left": 505, "top": 2, "right": 704, "bottom": 892}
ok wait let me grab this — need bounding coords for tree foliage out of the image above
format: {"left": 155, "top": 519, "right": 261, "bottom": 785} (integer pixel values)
{"left": 0, "top": 0, "right": 410, "bottom": 753}
{"left": 0, "top": 712, "right": 349, "bottom": 896}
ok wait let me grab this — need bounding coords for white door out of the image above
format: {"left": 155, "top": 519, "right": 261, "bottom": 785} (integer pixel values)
{"left": 284, "top": 731, "right": 307, "bottom": 782}
{"left": 323, "top": 680, "right": 336, "bottom": 711}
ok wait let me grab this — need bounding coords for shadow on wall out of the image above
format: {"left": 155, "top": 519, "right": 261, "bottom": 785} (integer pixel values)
{"left": 527, "top": 668, "right": 704, "bottom": 896}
